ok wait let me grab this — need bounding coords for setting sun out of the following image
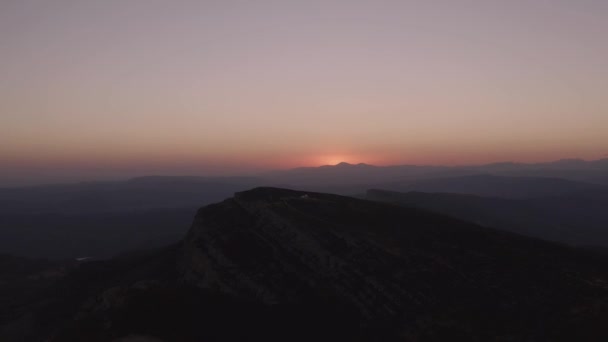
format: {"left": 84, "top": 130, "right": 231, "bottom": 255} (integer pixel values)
{"left": 315, "top": 155, "right": 359, "bottom": 166}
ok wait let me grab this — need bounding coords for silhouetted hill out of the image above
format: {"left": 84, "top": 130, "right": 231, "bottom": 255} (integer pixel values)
{"left": 0, "top": 207, "right": 197, "bottom": 259}
{"left": 474, "top": 159, "right": 608, "bottom": 185}
{"left": 0, "top": 177, "right": 261, "bottom": 259}
{"left": 526, "top": 188, "right": 608, "bottom": 244}
{"left": 0, "top": 176, "right": 260, "bottom": 214}
{"left": 390, "top": 174, "right": 600, "bottom": 199}
{"left": 2, "top": 164, "right": 607, "bottom": 260}
{"left": 6, "top": 188, "right": 608, "bottom": 341}
{"left": 366, "top": 189, "right": 608, "bottom": 246}
{"left": 0, "top": 254, "right": 71, "bottom": 341}
{"left": 260, "top": 159, "right": 608, "bottom": 194}
{"left": 261, "top": 163, "right": 462, "bottom": 192}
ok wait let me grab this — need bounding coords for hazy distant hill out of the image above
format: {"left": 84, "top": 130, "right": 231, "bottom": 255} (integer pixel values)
{"left": 526, "top": 188, "right": 608, "bottom": 244}
{"left": 366, "top": 189, "right": 608, "bottom": 246}
{"left": 260, "top": 158, "right": 608, "bottom": 193}
{"left": 3, "top": 188, "right": 608, "bottom": 341}
{"left": 0, "top": 176, "right": 261, "bottom": 214}
{"left": 1, "top": 160, "right": 607, "bottom": 260}
{"left": 2, "top": 159, "right": 606, "bottom": 212}
{"left": 262, "top": 162, "right": 456, "bottom": 188}
{"left": 389, "top": 174, "right": 600, "bottom": 199}
{"left": 472, "top": 158, "right": 608, "bottom": 185}
{"left": 0, "top": 207, "right": 197, "bottom": 259}
{"left": 0, "top": 177, "right": 260, "bottom": 259}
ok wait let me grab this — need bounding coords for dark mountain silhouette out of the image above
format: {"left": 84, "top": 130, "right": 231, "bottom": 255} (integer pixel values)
{"left": 1, "top": 160, "right": 607, "bottom": 260}
{"left": 3, "top": 188, "right": 608, "bottom": 341}
{"left": 366, "top": 189, "right": 608, "bottom": 247}
{"left": 261, "top": 159, "right": 608, "bottom": 194}
{"left": 3, "top": 160, "right": 606, "bottom": 211}
{"left": 472, "top": 159, "right": 608, "bottom": 185}
{"left": 0, "top": 207, "right": 197, "bottom": 259}
{"left": 386, "top": 174, "right": 600, "bottom": 199}
{"left": 526, "top": 188, "right": 608, "bottom": 243}
{"left": 262, "top": 162, "right": 464, "bottom": 193}
{"left": 0, "top": 176, "right": 260, "bottom": 214}
{"left": 0, "top": 177, "right": 261, "bottom": 259}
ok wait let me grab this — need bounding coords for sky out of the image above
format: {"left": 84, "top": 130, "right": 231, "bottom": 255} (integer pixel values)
{"left": 1, "top": 0, "right": 607, "bottom": 185}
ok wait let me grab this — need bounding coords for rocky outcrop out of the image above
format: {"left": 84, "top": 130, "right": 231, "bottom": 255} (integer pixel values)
{"left": 179, "top": 187, "right": 608, "bottom": 340}
{"left": 9, "top": 187, "right": 608, "bottom": 341}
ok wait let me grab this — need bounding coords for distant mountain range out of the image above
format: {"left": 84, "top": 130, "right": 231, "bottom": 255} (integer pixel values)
{"left": 1, "top": 158, "right": 607, "bottom": 259}
{"left": 261, "top": 158, "right": 608, "bottom": 192}
{"left": 366, "top": 188, "right": 608, "bottom": 247}
{"left": 0, "top": 176, "right": 261, "bottom": 214}
{"left": 384, "top": 174, "right": 600, "bottom": 199}
{"left": 2, "top": 188, "right": 608, "bottom": 341}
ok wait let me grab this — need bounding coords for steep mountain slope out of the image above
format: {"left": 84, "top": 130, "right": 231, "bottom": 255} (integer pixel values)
{"left": 4, "top": 188, "right": 608, "bottom": 341}
{"left": 179, "top": 188, "right": 608, "bottom": 340}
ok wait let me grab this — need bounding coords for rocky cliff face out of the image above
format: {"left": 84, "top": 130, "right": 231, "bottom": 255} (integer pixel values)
{"left": 179, "top": 187, "right": 608, "bottom": 340}
{"left": 6, "top": 187, "right": 608, "bottom": 341}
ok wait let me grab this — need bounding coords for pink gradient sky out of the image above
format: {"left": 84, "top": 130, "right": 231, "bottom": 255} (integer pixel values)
{"left": 1, "top": 0, "right": 607, "bottom": 184}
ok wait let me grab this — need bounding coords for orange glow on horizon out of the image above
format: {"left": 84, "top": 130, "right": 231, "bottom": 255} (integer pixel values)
{"left": 317, "top": 155, "right": 358, "bottom": 166}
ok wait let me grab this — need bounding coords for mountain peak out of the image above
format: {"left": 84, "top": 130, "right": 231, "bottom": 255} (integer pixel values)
{"left": 334, "top": 162, "right": 372, "bottom": 167}
{"left": 179, "top": 187, "right": 608, "bottom": 340}
{"left": 316, "top": 161, "right": 373, "bottom": 168}
{"left": 29, "top": 187, "right": 608, "bottom": 341}
{"left": 234, "top": 187, "right": 309, "bottom": 202}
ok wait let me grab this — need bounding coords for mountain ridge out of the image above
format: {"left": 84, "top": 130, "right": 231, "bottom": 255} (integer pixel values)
{"left": 4, "top": 187, "right": 608, "bottom": 341}
{"left": 176, "top": 187, "right": 608, "bottom": 340}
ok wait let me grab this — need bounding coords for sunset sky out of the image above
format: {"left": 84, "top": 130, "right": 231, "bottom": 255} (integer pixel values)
{"left": 1, "top": 0, "right": 607, "bottom": 185}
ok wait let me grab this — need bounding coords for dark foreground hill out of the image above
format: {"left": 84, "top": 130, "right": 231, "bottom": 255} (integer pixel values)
{"left": 2, "top": 188, "right": 608, "bottom": 341}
